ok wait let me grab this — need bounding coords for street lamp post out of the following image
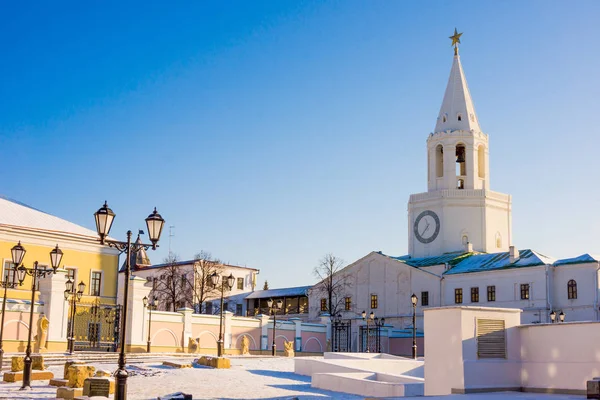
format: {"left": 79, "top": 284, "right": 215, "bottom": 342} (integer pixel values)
{"left": 361, "top": 311, "right": 375, "bottom": 352}
{"left": 142, "top": 296, "right": 157, "bottom": 353}
{"left": 10, "top": 242, "right": 63, "bottom": 390}
{"left": 411, "top": 293, "right": 418, "bottom": 359}
{"left": 210, "top": 272, "right": 235, "bottom": 357}
{"left": 267, "top": 298, "right": 283, "bottom": 356}
{"left": 0, "top": 261, "right": 24, "bottom": 372}
{"left": 64, "top": 279, "right": 85, "bottom": 354}
{"left": 93, "top": 201, "right": 165, "bottom": 400}
{"left": 550, "top": 310, "right": 566, "bottom": 323}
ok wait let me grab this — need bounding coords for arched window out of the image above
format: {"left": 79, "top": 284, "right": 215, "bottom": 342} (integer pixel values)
{"left": 478, "top": 145, "right": 486, "bottom": 179}
{"left": 455, "top": 144, "right": 466, "bottom": 177}
{"left": 495, "top": 232, "right": 502, "bottom": 249}
{"left": 567, "top": 280, "right": 577, "bottom": 300}
{"left": 436, "top": 144, "right": 444, "bottom": 178}
{"left": 457, "top": 113, "right": 462, "bottom": 121}
{"left": 457, "top": 178, "right": 464, "bottom": 189}
{"left": 462, "top": 235, "right": 468, "bottom": 245}
{"left": 442, "top": 114, "right": 447, "bottom": 123}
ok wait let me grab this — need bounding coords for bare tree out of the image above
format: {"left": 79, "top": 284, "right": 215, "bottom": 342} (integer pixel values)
{"left": 151, "top": 253, "right": 192, "bottom": 312}
{"left": 311, "top": 253, "right": 350, "bottom": 316}
{"left": 191, "top": 250, "right": 224, "bottom": 313}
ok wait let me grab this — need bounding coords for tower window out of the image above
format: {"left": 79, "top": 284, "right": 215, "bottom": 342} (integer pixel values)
{"left": 455, "top": 144, "right": 466, "bottom": 176}
{"left": 462, "top": 235, "right": 468, "bottom": 245}
{"left": 495, "top": 233, "right": 502, "bottom": 248}
{"left": 478, "top": 145, "right": 486, "bottom": 179}
{"left": 442, "top": 114, "right": 447, "bottom": 123}
{"left": 457, "top": 179, "right": 464, "bottom": 189}
{"left": 436, "top": 144, "right": 444, "bottom": 178}
{"left": 458, "top": 114, "right": 462, "bottom": 121}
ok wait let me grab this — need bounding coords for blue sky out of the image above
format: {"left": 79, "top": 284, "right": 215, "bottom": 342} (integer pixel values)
{"left": 1, "top": 1, "right": 599, "bottom": 288}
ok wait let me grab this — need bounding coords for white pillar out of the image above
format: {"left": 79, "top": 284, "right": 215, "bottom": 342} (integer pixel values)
{"left": 38, "top": 268, "right": 69, "bottom": 345}
{"left": 223, "top": 311, "right": 233, "bottom": 350}
{"left": 290, "top": 317, "right": 302, "bottom": 351}
{"left": 319, "top": 314, "right": 332, "bottom": 349}
{"left": 258, "top": 314, "right": 270, "bottom": 350}
{"left": 179, "top": 307, "right": 193, "bottom": 352}
{"left": 125, "top": 275, "right": 151, "bottom": 349}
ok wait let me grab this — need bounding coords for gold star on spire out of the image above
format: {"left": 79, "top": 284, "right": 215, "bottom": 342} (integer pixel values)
{"left": 449, "top": 28, "right": 463, "bottom": 55}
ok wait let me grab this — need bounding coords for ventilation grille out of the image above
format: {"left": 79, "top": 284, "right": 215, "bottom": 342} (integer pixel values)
{"left": 476, "top": 318, "right": 506, "bottom": 359}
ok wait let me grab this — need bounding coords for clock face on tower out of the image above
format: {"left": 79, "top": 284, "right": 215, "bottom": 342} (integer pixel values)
{"left": 414, "top": 210, "right": 440, "bottom": 244}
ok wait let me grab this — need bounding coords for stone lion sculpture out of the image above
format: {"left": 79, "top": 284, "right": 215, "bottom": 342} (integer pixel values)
{"left": 188, "top": 337, "right": 199, "bottom": 354}
{"left": 34, "top": 314, "right": 49, "bottom": 353}
{"left": 240, "top": 336, "right": 250, "bottom": 355}
{"left": 283, "top": 340, "right": 295, "bottom": 357}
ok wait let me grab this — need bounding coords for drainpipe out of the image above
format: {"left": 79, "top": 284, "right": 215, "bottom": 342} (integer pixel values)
{"left": 545, "top": 265, "right": 551, "bottom": 323}
{"left": 440, "top": 265, "right": 448, "bottom": 307}
{"left": 595, "top": 262, "right": 600, "bottom": 321}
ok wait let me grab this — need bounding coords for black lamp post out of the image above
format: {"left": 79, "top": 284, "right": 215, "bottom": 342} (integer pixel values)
{"left": 0, "top": 259, "right": 24, "bottom": 372}
{"left": 267, "top": 298, "right": 283, "bottom": 356}
{"left": 64, "top": 279, "right": 85, "bottom": 354}
{"left": 11, "top": 242, "right": 63, "bottom": 390}
{"left": 210, "top": 272, "right": 235, "bottom": 357}
{"left": 142, "top": 296, "right": 157, "bottom": 353}
{"left": 94, "top": 201, "right": 165, "bottom": 400}
{"left": 361, "top": 310, "right": 374, "bottom": 352}
{"left": 411, "top": 293, "right": 418, "bottom": 359}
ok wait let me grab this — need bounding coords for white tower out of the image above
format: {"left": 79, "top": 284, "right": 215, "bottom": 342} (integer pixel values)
{"left": 407, "top": 30, "right": 512, "bottom": 257}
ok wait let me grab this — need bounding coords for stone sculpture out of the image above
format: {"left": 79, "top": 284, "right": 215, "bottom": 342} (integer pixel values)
{"left": 240, "top": 336, "right": 250, "bottom": 355}
{"left": 34, "top": 314, "right": 49, "bottom": 353}
{"left": 283, "top": 340, "right": 295, "bottom": 357}
{"left": 187, "top": 337, "right": 198, "bottom": 353}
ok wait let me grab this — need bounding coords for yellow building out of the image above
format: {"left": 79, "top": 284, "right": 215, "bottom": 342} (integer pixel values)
{"left": 0, "top": 196, "right": 120, "bottom": 352}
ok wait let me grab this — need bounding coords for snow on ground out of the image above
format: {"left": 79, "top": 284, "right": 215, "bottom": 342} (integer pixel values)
{"left": 0, "top": 356, "right": 587, "bottom": 400}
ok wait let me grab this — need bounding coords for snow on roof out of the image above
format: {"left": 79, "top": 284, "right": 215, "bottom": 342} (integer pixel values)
{"left": 445, "top": 249, "right": 555, "bottom": 275}
{"left": 385, "top": 251, "right": 472, "bottom": 268}
{"left": 0, "top": 195, "right": 98, "bottom": 238}
{"left": 554, "top": 254, "right": 600, "bottom": 266}
{"left": 245, "top": 286, "right": 311, "bottom": 300}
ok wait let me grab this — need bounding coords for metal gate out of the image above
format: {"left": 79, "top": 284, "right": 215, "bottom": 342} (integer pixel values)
{"left": 331, "top": 319, "right": 351, "bottom": 352}
{"left": 359, "top": 325, "right": 381, "bottom": 353}
{"left": 70, "top": 301, "right": 121, "bottom": 352}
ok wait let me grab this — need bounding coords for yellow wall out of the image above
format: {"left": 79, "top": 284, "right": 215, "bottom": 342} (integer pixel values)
{"left": 0, "top": 239, "right": 119, "bottom": 303}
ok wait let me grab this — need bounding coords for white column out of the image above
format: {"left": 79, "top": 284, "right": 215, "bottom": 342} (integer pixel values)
{"left": 38, "top": 268, "right": 69, "bottom": 345}
{"left": 290, "top": 318, "right": 302, "bottom": 351}
{"left": 258, "top": 314, "right": 270, "bottom": 350}
{"left": 179, "top": 307, "right": 193, "bottom": 351}
{"left": 125, "top": 275, "right": 151, "bottom": 348}
{"left": 223, "top": 311, "right": 233, "bottom": 350}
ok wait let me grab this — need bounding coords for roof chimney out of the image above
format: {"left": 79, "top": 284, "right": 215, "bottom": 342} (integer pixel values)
{"left": 509, "top": 246, "right": 519, "bottom": 263}
{"left": 464, "top": 241, "right": 473, "bottom": 253}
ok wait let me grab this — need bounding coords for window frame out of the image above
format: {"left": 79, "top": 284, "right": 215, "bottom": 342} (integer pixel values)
{"left": 344, "top": 297, "right": 351, "bottom": 311}
{"left": 455, "top": 288, "right": 463, "bottom": 304}
{"left": 487, "top": 285, "right": 496, "bottom": 302}
{"left": 320, "top": 298, "right": 327, "bottom": 312}
{"left": 520, "top": 283, "right": 530, "bottom": 300}
{"left": 567, "top": 279, "right": 577, "bottom": 300}
{"left": 370, "top": 294, "right": 378, "bottom": 309}
{"left": 2, "top": 260, "right": 16, "bottom": 286}
{"left": 90, "top": 271, "right": 102, "bottom": 297}
{"left": 471, "top": 287, "right": 479, "bottom": 303}
{"left": 421, "top": 291, "right": 429, "bottom": 307}
{"left": 237, "top": 277, "right": 244, "bottom": 290}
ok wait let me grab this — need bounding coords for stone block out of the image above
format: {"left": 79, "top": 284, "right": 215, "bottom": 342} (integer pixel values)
{"left": 83, "top": 377, "right": 114, "bottom": 397}
{"left": 64, "top": 360, "right": 87, "bottom": 380}
{"left": 11, "top": 356, "right": 24, "bottom": 372}
{"left": 94, "top": 369, "right": 112, "bottom": 377}
{"left": 50, "top": 378, "right": 69, "bottom": 387}
{"left": 162, "top": 361, "right": 192, "bottom": 369}
{"left": 32, "top": 354, "right": 46, "bottom": 370}
{"left": 3, "top": 370, "right": 54, "bottom": 382}
{"left": 588, "top": 379, "right": 600, "bottom": 399}
{"left": 68, "top": 365, "right": 96, "bottom": 388}
{"left": 196, "top": 356, "right": 230, "bottom": 369}
{"left": 57, "top": 387, "right": 83, "bottom": 399}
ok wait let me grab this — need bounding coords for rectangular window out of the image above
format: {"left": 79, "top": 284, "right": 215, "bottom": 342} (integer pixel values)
{"left": 345, "top": 297, "right": 351, "bottom": 311}
{"left": 471, "top": 287, "right": 479, "bottom": 303}
{"left": 320, "top": 298, "right": 327, "bottom": 312}
{"left": 91, "top": 272, "right": 102, "bottom": 296}
{"left": 487, "top": 285, "right": 496, "bottom": 302}
{"left": 520, "top": 284, "right": 530, "bottom": 300}
{"left": 206, "top": 302, "right": 213, "bottom": 314}
{"left": 237, "top": 277, "right": 244, "bottom": 290}
{"left": 236, "top": 303, "right": 243, "bottom": 316}
{"left": 3, "top": 261, "right": 16, "bottom": 285}
{"left": 223, "top": 302, "right": 228, "bottom": 312}
{"left": 66, "top": 268, "right": 76, "bottom": 282}
{"left": 455, "top": 288, "right": 463, "bottom": 304}
{"left": 370, "top": 294, "right": 378, "bottom": 309}
{"left": 421, "top": 291, "right": 429, "bottom": 307}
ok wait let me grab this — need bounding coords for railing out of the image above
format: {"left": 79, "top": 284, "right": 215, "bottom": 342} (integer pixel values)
{"left": 409, "top": 189, "right": 510, "bottom": 203}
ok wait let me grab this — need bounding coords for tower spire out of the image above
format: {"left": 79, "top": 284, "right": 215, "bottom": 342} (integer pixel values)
{"left": 434, "top": 29, "right": 480, "bottom": 133}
